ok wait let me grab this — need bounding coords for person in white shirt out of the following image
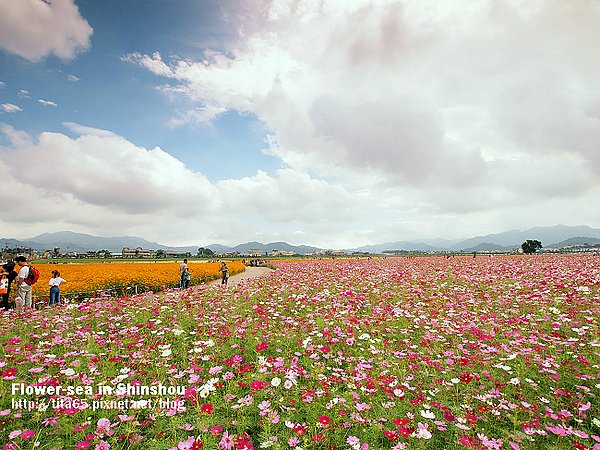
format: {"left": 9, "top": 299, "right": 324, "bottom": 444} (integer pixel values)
{"left": 15, "top": 256, "right": 33, "bottom": 308}
{"left": 49, "top": 270, "right": 67, "bottom": 306}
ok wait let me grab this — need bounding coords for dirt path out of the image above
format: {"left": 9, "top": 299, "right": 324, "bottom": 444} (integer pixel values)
{"left": 208, "top": 265, "right": 274, "bottom": 287}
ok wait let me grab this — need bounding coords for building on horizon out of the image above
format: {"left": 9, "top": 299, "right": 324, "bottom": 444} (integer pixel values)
{"left": 122, "top": 247, "right": 156, "bottom": 258}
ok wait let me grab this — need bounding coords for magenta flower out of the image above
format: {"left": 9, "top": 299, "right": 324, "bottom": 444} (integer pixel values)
{"left": 21, "top": 430, "right": 35, "bottom": 439}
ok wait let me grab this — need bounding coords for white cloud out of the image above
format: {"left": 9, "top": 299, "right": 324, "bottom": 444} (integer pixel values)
{"left": 1, "top": 123, "right": 598, "bottom": 248}
{"left": 0, "top": 125, "right": 364, "bottom": 247}
{"left": 2, "top": 1, "right": 600, "bottom": 247}
{"left": 0, "top": 125, "right": 217, "bottom": 215}
{"left": 63, "top": 122, "right": 116, "bottom": 137}
{"left": 39, "top": 99, "right": 58, "bottom": 107}
{"left": 218, "top": 168, "right": 360, "bottom": 223}
{"left": 18, "top": 89, "right": 30, "bottom": 99}
{"left": 1, "top": 103, "right": 22, "bottom": 113}
{"left": 168, "top": 105, "right": 228, "bottom": 127}
{"left": 0, "top": 81, "right": 5, "bottom": 89}
{"left": 123, "top": 0, "right": 600, "bottom": 243}
{"left": 122, "top": 52, "right": 174, "bottom": 77}
{"left": 67, "top": 74, "right": 80, "bottom": 82}
{"left": 128, "top": 1, "right": 600, "bottom": 184}
{"left": 0, "top": 0, "right": 92, "bottom": 61}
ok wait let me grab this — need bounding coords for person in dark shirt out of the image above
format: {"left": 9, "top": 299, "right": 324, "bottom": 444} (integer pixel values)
{"left": 1, "top": 262, "right": 18, "bottom": 310}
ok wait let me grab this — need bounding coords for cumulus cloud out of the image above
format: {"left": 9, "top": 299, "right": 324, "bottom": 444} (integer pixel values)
{"left": 218, "top": 169, "right": 360, "bottom": 222}
{"left": 0, "top": 125, "right": 362, "bottom": 247}
{"left": 0, "top": 0, "right": 92, "bottom": 61}
{"left": 127, "top": 0, "right": 600, "bottom": 196}
{"left": 3, "top": 1, "right": 599, "bottom": 247}
{"left": 0, "top": 125, "right": 217, "bottom": 215}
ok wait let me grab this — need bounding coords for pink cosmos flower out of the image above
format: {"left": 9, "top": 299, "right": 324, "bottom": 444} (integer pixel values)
{"left": 209, "top": 365, "right": 223, "bottom": 375}
{"left": 42, "top": 416, "right": 57, "bottom": 426}
{"left": 235, "top": 432, "right": 254, "bottom": 450}
{"left": 200, "top": 403, "right": 214, "bottom": 414}
{"left": 219, "top": 431, "right": 234, "bottom": 450}
{"left": 318, "top": 415, "right": 332, "bottom": 426}
{"left": 391, "top": 444, "right": 407, "bottom": 450}
{"left": 76, "top": 442, "right": 91, "bottom": 450}
{"left": 21, "top": 430, "right": 35, "bottom": 439}
{"left": 250, "top": 380, "right": 267, "bottom": 391}
{"left": 346, "top": 436, "right": 360, "bottom": 448}
{"left": 255, "top": 341, "right": 269, "bottom": 351}
{"left": 270, "top": 410, "right": 280, "bottom": 424}
{"left": 8, "top": 430, "right": 21, "bottom": 440}
{"left": 175, "top": 436, "right": 195, "bottom": 450}
{"left": 415, "top": 423, "right": 432, "bottom": 440}
{"left": 546, "top": 424, "right": 573, "bottom": 437}
{"left": 355, "top": 402, "right": 370, "bottom": 412}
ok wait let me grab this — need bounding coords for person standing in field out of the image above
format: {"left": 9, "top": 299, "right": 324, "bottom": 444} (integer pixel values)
{"left": 179, "top": 258, "right": 188, "bottom": 288}
{"left": 220, "top": 261, "right": 229, "bottom": 286}
{"left": 1, "top": 262, "right": 17, "bottom": 310}
{"left": 181, "top": 267, "right": 191, "bottom": 289}
{"left": 15, "top": 256, "right": 33, "bottom": 309}
{"left": 48, "top": 270, "right": 67, "bottom": 306}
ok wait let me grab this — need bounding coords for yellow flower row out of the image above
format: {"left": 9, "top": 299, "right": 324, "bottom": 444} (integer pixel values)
{"left": 29, "top": 261, "right": 245, "bottom": 297}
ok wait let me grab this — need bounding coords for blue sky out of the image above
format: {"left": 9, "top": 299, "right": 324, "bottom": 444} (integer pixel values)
{"left": 1, "top": 0, "right": 600, "bottom": 248}
{"left": 0, "top": 0, "right": 278, "bottom": 181}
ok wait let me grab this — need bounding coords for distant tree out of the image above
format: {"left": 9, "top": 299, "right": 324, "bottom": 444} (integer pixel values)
{"left": 155, "top": 250, "right": 166, "bottom": 258}
{"left": 197, "top": 247, "right": 215, "bottom": 257}
{"left": 521, "top": 239, "right": 542, "bottom": 254}
{"left": 97, "top": 249, "right": 112, "bottom": 259}
{"left": 4, "top": 247, "right": 33, "bottom": 259}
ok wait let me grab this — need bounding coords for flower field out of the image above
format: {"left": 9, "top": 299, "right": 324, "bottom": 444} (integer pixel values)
{"left": 28, "top": 261, "right": 245, "bottom": 300}
{"left": 1, "top": 255, "right": 599, "bottom": 449}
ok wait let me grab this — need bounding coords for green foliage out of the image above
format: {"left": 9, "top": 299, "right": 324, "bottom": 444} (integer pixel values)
{"left": 521, "top": 239, "right": 543, "bottom": 254}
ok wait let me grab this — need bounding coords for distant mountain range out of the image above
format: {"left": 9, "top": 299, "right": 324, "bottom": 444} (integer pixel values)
{"left": 1, "top": 231, "right": 198, "bottom": 254}
{"left": 348, "top": 225, "right": 600, "bottom": 253}
{"left": 1, "top": 225, "right": 600, "bottom": 255}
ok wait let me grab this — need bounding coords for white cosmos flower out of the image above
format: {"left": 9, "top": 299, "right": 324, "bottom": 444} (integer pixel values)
{"left": 420, "top": 409, "right": 435, "bottom": 419}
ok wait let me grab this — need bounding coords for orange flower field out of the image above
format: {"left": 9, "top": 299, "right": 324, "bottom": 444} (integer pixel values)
{"left": 29, "top": 261, "right": 245, "bottom": 300}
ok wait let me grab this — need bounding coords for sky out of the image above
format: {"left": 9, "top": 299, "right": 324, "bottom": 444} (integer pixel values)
{"left": 1, "top": 0, "right": 599, "bottom": 249}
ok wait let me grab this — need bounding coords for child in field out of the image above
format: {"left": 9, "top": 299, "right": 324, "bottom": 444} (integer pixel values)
{"left": 49, "top": 270, "right": 67, "bottom": 306}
